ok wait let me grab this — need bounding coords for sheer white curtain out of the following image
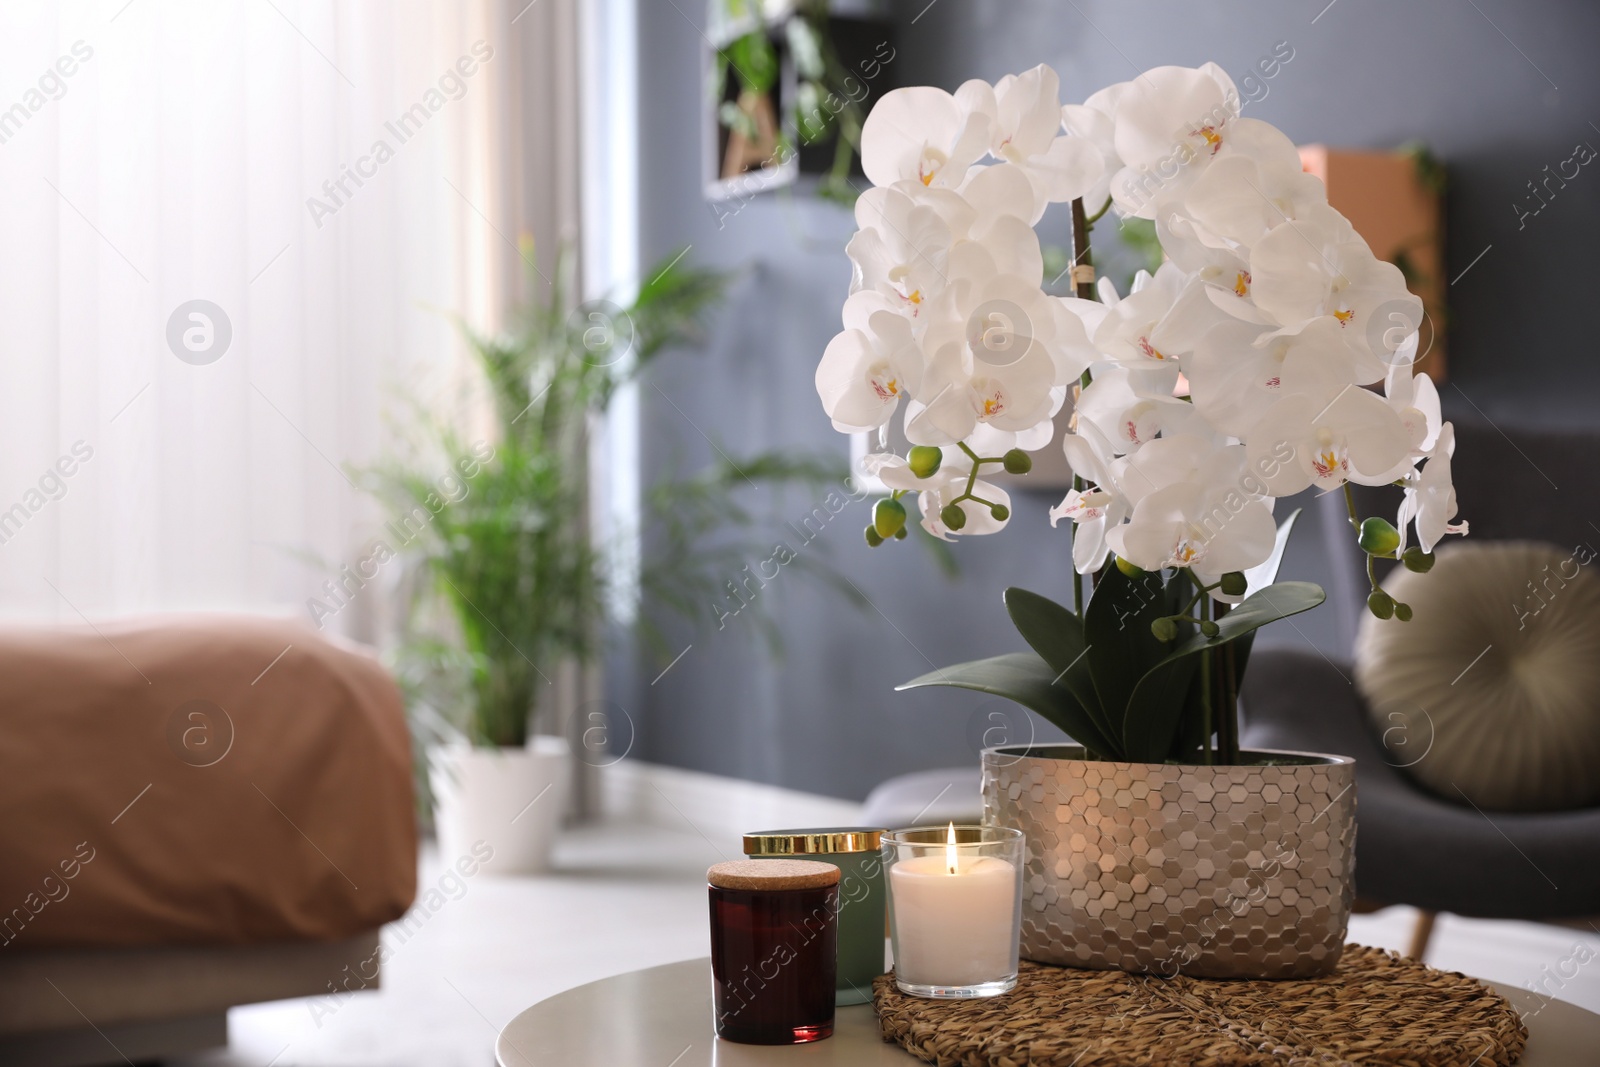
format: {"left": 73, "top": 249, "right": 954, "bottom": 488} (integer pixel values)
{"left": 0, "top": 0, "right": 578, "bottom": 636}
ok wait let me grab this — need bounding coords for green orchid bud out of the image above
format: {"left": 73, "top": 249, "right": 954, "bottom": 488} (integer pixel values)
{"left": 1394, "top": 602, "right": 1414, "bottom": 622}
{"left": 989, "top": 503, "right": 1010, "bottom": 521}
{"left": 1358, "top": 517, "right": 1401, "bottom": 556}
{"left": 893, "top": 525, "right": 908, "bottom": 540}
{"left": 1402, "top": 546, "right": 1436, "bottom": 573}
{"left": 1367, "top": 590, "right": 1396, "bottom": 620}
{"left": 864, "top": 525, "right": 884, "bottom": 547}
{"left": 1200, "top": 619, "right": 1220, "bottom": 637}
{"left": 940, "top": 503, "right": 967, "bottom": 531}
{"left": 907, "top": 445, "right": 943, "bottom": 479}
{"left": 1219, "top": 571, "right": 1248, "bottom": 596}
{"left": 1002, "top": 449, "right": 1032, "bottom": 475}
{"left": 1150, "top": 617, "right": 1178, "bottom": 642}
{"left": 1115, "top": 556, "right": 1144, "bottom": 579}
{"left": 873, "top": 497, "right": 907, "bottom": 539}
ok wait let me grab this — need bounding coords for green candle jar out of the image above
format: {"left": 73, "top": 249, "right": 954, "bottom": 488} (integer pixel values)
{"left": 743, "top": 828, "right": 886, "bottom": 1006}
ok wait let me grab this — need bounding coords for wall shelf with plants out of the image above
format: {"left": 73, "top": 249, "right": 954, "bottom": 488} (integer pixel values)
{"left": 704, "top": 0, "right": 896, "bottom": 207}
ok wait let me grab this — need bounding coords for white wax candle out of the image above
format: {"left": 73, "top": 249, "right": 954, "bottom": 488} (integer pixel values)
{"left": 889, "top": 854, "right": 1016, "bottom": 986}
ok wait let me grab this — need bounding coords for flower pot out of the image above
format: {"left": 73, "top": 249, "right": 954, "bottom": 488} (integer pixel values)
{"left": 431, "top": 736, "right": 571, "bottom": 875}
{"left": 982, "top": 744, "right": 1355, "bottom": 979}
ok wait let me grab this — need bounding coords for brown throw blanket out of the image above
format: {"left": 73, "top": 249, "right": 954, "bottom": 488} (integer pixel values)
{"left": 0, "top": 615, "right": 417, "bottom": 948}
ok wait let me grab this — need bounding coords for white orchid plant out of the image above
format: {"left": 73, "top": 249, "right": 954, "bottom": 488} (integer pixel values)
{"left": 815, "top": 63, "right": 1467, "bottom": 766}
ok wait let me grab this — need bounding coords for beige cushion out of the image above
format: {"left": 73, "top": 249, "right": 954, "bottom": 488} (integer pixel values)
{"left": 1355, "top": 541, "right": 1600, "bottom": 812}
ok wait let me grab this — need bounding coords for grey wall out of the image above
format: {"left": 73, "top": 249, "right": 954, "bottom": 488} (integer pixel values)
{"left": 626, "top": 0, "right": 1600, "bottom": 800}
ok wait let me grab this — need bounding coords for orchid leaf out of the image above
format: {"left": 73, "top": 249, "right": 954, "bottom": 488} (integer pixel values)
{"left": 1002, "top": 588, "right": 1111, "bottom": 745}
{"left": 1141, "top": 581, "right": 1325, "bottom": 675}
{"left": 1231, "top": 508, "right": 1304, "bottom": 685}
{"left": 1082, "top": 562, "right": 1172, "bottom": 751}
{"left": 1122, "top": 654, "right": 1200, "bottom": 763}
{"left": 1123, "top": 580, "right": 1322, "bottom": 760}
{"left": 898, "top": 652, "right": 1118, "bottom": 759}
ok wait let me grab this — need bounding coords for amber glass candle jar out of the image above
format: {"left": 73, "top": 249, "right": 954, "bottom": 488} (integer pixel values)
{"left": 707, "top": 859, "right": 839, "bottom": 1044}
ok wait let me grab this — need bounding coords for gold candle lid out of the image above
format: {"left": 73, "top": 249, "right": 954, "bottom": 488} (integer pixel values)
{"left": 742, "top": 827, "right": 884, "bottom": 856}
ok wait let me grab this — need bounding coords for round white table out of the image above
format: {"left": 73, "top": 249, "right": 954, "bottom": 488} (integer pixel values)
{"left": 497, "top": 957, "right": 1600, "bottom": 1066}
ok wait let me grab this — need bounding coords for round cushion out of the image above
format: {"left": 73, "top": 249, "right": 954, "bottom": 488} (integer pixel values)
{"left": 1355, "top": 540, "right": 1600, "bottom": 812}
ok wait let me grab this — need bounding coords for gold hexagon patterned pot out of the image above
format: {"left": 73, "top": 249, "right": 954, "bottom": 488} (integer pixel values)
{"left": 982, "top": 744, "right": 1356, "bottom": 980}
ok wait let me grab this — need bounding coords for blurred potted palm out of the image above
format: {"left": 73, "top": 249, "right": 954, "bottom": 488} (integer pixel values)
{"left": 373, "top": 245, "right": 853, "bottom": 872}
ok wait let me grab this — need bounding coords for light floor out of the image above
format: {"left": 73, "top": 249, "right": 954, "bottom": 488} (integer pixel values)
{"left": 175, "top": 821, "right": 1600, "bottom": 1067}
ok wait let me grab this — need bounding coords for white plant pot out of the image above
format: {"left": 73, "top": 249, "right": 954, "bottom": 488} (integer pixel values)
{"left": 430, "top": 736, "right": 571, "bottom": 875}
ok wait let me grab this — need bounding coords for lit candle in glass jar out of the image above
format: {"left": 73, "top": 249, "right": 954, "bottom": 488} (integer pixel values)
{"left": 885, "top": 823, "right": 1023, "bottom": 997}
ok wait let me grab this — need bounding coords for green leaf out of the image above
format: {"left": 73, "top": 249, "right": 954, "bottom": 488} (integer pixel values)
{"left": 1120, "top": 576, "right": 1324, "bottom": 763}
{"left": 727, "top": 32, "right": 778, "bottom": 94}
{"left": 1123, "top": 654, "right": 1200, "bottom": 763}
{"left": 1232, "top": 507, "right": 1304, "bottom": 686}
{"left": 1002, "top": 587, "right": 1111, "bottom": 745}
{"left": 1082, "top": 562, "right": 1173, "bottom": 754}
{"left": 1144, "top": 581, "right": 1325, "bottom": 669}
{"left": 898, "top": 653, "right": 1118, "bottom": 758}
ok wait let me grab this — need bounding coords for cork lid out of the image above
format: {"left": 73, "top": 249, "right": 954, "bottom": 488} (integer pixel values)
{"left": 707, "top": 859, "right": 840, "bottom": 891}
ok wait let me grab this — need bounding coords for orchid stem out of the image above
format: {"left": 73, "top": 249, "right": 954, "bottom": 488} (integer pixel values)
{"left": 1342, "top": 482, "right": 1360, "bottom": 531}
{"left": 1069, "top": 195, "right": 1099, "bottom": 618}
{"left": 1220, "top": 622, "right": 1240, "bottom": 764}
{"left": 1199, "top": 595, "right": 1214, "bottom": 766}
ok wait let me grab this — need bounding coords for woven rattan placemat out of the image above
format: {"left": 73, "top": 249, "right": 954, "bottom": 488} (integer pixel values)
{"left": 873, "top": 945, "right": 1528, "bottom": 1066}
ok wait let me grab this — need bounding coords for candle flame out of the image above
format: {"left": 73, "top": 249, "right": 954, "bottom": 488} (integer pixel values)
{"left": 946, "top": 821, "right": 958, "bottom": 875}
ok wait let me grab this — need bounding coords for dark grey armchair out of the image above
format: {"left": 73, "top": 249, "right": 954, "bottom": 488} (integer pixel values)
{"left": 1241, "top": 419, "right": 1600, "bottom": 956}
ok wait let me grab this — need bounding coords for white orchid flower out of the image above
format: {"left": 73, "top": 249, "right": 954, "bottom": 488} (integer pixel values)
{"left": 964, "top": 396, "right": 1066, "bottom": 454}
{"left": 860, "top": 85, "right": 992, "bottom": 189}
{"left": 847, "top": 185, "right": 955, "bottom": 318}
{"left": 816, "top": 292, "right": 925, "bottom": 433}
{"left": 1109, "top": 63, "right": 1242, "bottom": 218}
{"left": 1187, "top": 317, "right": 1356, "bottom": 438}
{"left": 828, "top": 60, "right": 1474, "bottom": 561}
{"left": 1060, "top": 80, "right": 1129, "bottom": 215}
{"left": 902, "top": 275, "right": 1060, "bottom": 444}
{"left": 1244, "top": 204, "right": 1418, "bottom": 381}
{"left": 1052, "top": 424, "right": 1129, "bottom": 573}
{"left": 1071, "top": 364, "right": 1198, "bottom": 453}
{"left": 1057, "top": 291, "right": 1112, "bottom": 344}
{"left": 942, "top": 171, "right": 1045, "bottom": 295}
{"left": 1091, "top": 263, "right": 1221, "bottom": 369}
{"left": 959, "top": 67, "right": 1104, "bottom": 212}
{"left": 1362, "top": 363, "right": 1444, "bottom": 485}
{"left": 1156, "top": 210, "right": 1259, "bottom": 314}
{"left": 895, "top": 162, "right": 1034, "bottom": 250}
{"left": 1244, "top": 385, "right": 1414, "bottom": 496}
{"left": 1174, "top": 119, "right": 1327, "bottom": 251}
{"left": 1115, "top": 433, "right": 1233, "bottom": 510}
{"left": 1104, "top": 444, "right": 1277, "bottom": 579}
{"left": 1397, "top": 421, "right": 1467, "bottom": 553}
{"left": 1385, "top": 362, "right": 1442, "bottom": 454}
